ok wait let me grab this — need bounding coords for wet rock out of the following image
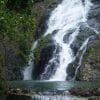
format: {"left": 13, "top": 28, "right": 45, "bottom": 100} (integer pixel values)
{"left": 87, "top": 0, "right": 100, "bottom": 32}
{"left": 32, "top": 0, "right": 61, "bottom": 40}
{"left": 56, "top": 89, "right": 65, "bottom": 95}
{"left": 32, "top": 42, "right": 56, "bottom": 80}
{"left": 76, "top": 35, "right": 100, "bottom": 81}
{"left": 69, "top": 88, "right": 100, "bottom": 97}
{"left": 63, "top": 29, "right": 75, "bottom": 43}
{"left": 21, "top": 89, "right": 29, "bottom": 94}
{"left": 70, "top": 23, "right": 96, "bottom": 55}
{"left": 91, "top": 0, "right": 100, "bottom": 4}
{"left": 67, "top": 35, "right": 97, "bottom": 80}
{"left": 7, "top": 94, "right": 32, "bottom": 100}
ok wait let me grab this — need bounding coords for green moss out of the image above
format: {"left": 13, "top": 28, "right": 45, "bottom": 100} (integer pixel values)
{"left": 6, "top": 0, "right": 43, "bottom": 14}
{"left": 0, "top": 0, "right": 41, "bottom": 95}
{"left": 86, "top": 39, "right": 100, "bottom": 59}
{"left": 79, "top": 37, "right": 100, "bottom": 81}
{"left": 0, "top": 0, "right": 38, "bottom": 67}
{"left": 33, "top": 37, "right": 49, "bottom": 64}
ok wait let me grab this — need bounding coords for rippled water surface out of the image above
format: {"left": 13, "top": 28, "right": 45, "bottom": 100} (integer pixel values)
{"left": 9, "top": 81, "right": 100, "bottom": 92}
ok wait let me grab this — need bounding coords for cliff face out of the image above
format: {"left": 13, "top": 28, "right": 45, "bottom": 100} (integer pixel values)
{"left": 75, "top": 0, "right": 100, "bottom": 81}
{"left": 66, "top": 0, "right": 100, "bottom": 81}
{"left": 77, "top": 35, "right": 100, "bottom": 81}
{"left": 0, "top": 46, "right": 6, "bottom": 95}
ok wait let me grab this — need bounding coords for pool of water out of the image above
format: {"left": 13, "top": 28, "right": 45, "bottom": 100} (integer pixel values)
{"left": 8, "top": 81, "right": 100, "bottom": 100}
{"left": 9, "top": 80, "right": 100, "bottom": 92}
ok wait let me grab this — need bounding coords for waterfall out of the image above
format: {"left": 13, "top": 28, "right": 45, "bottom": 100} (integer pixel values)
{"left": 42, "top": 0, "right": 92, "bottom": 81}
{"left": 23, "top": 41, "right": 38, "bottom": 80}
{"left": 23, "top": 0, "right": 93, "bottom": 81}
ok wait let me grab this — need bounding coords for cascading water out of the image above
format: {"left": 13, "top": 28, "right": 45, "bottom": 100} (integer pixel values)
{"left": 32, "top": 95, "right": 87, "bottom": 100}
{"left": 23, "top": 41, "right": 38, "bottom": 80}
{"left": 23, "top": 0, "right": 93, "bottom": 81}
{"left": 42, "top": 0, "right": 92, "bottom": 81}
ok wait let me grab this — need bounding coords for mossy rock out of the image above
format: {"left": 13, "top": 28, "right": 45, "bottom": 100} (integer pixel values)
{"left": 0, "top": 0, "right": 38, "bottom": 80}
{"left": 78, "top": 35, "right": 100, "bottom": 81}
{"left": 33, "top": 36, "right": 49, "bottom": 64}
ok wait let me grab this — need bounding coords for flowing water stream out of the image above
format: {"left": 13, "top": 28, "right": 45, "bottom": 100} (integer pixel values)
{"left": 23, "top": 41, "right": 38, "bottom": 80}
{"left": 9, "top": 81, "right": 100, "bottom": 100}
{"left": 23, "top": 0, "right": 93, "bottom": 81}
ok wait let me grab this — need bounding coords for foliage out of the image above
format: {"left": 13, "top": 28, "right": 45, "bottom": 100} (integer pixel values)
{"left": 33, "top": 37, "right": 48, "bottom": 64}
{"left": 5, "top": 0, "right": 43, "bottom": 14}
{"left": 0, "top": 0, "right": 38, "bottom": 66}
{"left": 0, "top": 0, "right": 45, "bottom": 94}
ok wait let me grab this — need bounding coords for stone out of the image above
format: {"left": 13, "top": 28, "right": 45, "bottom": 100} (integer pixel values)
{"left": 76, "top": 35, "right": 100, "bottom": 81}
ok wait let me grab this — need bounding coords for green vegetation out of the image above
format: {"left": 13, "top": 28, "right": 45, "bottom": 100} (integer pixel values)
{"left": 0, "top": 0, "right": 39, "bottom": 94}
{"left": 0, "top": 0, "right": 38, "bottom": 66}
{"left": 6, "top": 0, "right": 41, "bottom": 14}
{"left": 33, "top": 37, "right": 49, "bottom": 64}
{"left": 78, "top": 37, "right": 100, "bottom": 81}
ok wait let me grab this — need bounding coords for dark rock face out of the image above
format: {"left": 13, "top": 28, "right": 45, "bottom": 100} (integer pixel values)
{"left": 67, "top": 33, "right": 97, "bottom": 80}
{"left": 66, "top": 56, "right": 80, "bottom": 80}
{"left": 69, "top": 87, "right": 100, "bottom": 97}
{"left": 66, "top": 0, "right": 100, "bottom": 81}
{"left": 7, "top": 94, "right": 32, "bottom": 100}
{"left": 32, "top": 0, "right": 62, "bottom": 40}
{"left": 76, "top": 35, "right": 100, "bottom": 81}
{"left": 39, "top": 45, "right": 60, "bottom": 80}
{"left": 33, "top": 42, "right": 56, "bottom": 80}
{"left": 0, "top": 41, "right": 23, "bottom": 80}
{"left": 70, "top": 23, "right": 96, "bottom": 55}
{"left": 87, "top": 0, "right": 100, "bottom": 32}
{"left": 91, "top": 0, "right": 100, "bottom": 4}
{"left": 63, "top": 29, "right": 75, "bottom": 43}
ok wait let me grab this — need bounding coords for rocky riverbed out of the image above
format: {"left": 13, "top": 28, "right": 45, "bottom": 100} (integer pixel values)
{"left": 7, "top": 87, "right": 100, "bottom": 96}
{"left": 6, "top": 87, "right": 100, "bottom": 100}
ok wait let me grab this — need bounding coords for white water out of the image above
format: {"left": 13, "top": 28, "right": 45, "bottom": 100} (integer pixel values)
{"left": 23, "top": 41, "right": 38, "bottom": 80}
{"left": 32, "top": 95, "right": 87, "bottom": 100}
{"left": 42, "top": 0, "right": 92, "bottom": 81}
{"left": 23, "top": 0, "right": 92, "bottom": 81}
